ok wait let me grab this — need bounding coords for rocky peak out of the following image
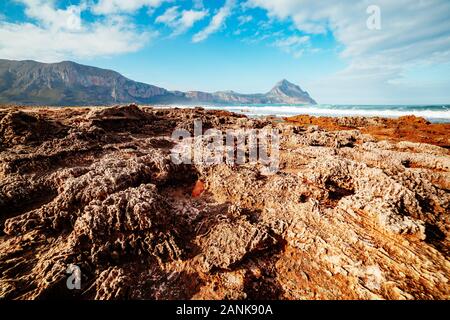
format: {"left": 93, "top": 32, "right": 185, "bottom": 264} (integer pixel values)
{"left": 267, "top": 79, "right": 317, "bottom": 104}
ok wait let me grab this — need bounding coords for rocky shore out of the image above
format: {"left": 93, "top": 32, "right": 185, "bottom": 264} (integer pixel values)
{"left": 0, "top": 104, "right": 449, "bottom": 299}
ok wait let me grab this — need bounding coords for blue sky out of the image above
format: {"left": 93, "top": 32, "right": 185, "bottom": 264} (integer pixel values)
{"left": 1, "top": 0, "right": 450, "bottom": 104}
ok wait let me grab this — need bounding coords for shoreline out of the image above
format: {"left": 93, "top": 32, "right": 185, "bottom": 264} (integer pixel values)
{"left": 1, "top": 104, "right": 449, "bottom": 147}
{"left": 2, "top": 103, "right": 450, "bottom": 123}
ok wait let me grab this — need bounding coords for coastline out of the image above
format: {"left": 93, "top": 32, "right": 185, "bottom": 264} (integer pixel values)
{"left": 0, "top": 104, "right": 449, "bottom": 299}
{"left": 149, "top": 104, "right": 450, "bottom": 124}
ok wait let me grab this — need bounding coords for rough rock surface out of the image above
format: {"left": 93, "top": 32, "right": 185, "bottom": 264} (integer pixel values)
{"left": 285, "top": 114, "right": 450, "bottom": 148}
{"left": 0, "top": 105, "right": 449, "bottom": 300}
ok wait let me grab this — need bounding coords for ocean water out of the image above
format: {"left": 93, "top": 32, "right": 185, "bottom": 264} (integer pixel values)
{"left": 193, "top": 104, "right": 450, "bottom": 123}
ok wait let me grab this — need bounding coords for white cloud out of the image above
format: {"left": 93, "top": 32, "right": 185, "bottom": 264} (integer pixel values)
{"left": 248, "top": 0, "right": 450, "bottom": 77}
{"left": 92, "top": 0, "right": 166, "bottom": 15}
{"left": 0, "top": 1, "right": 156, "bottom": 61}
{"left": 15, "top": 0, "right": 84, "bottom": 31}
{"left": 156, "top": 6, "right": 180, "bottom": 24}
{"left": 156, "top": 6, "right": 208, "bottom": 36}
{"left": 248, "top": 0, "right": 450, "bottom": 103}
{"left": 274, "top": 35, "right": 310, "bottom": 58}
{"left": 0, "top": 20, "right": 154, "bottom": 62}
{"left": 192, "top": 0, "right": 235, "bottom": 43}
{"left": 238, "top": 15, "right": 253, "bottom": 26}
{"left": 274, "top": 35, "right": 309, "bottom": 47}
{"left": 180, "top": 9, "right": 208, "bottom": 32}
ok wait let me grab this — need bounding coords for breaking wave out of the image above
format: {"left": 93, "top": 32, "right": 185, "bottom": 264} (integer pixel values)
{"left": 199, "top": 104, "right": 450, "bottom": 123}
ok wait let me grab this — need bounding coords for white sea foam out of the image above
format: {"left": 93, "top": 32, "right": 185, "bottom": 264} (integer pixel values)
{"left": 202, "top": 105, "right": 450, "bottom": 122}
{"left": 153, "top": 104, "right": 450, "bottom": 122}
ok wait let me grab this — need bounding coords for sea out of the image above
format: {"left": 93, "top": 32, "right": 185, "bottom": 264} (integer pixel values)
{"left": 178, "top": 104, "right": 450, "bottom": 123}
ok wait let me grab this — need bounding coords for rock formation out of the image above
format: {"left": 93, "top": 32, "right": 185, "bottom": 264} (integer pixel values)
{"left": 0, "top": 105, "right": 449, "bottom": 300}
{"left": 285, "top": 114, "right": 450, "bottom": 148}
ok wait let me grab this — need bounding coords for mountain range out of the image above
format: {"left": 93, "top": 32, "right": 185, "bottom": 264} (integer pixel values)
{"left": 0, "top": 59, "right": 317, "bottom": 106}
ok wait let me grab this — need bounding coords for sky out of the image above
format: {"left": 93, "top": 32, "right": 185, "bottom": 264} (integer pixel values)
{"left": 0, "top": 0, "right": 450, "bottom": 104}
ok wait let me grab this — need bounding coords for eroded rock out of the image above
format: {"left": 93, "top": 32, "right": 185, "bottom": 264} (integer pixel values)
{"left": 0, "top": 105, "right": 449, "bottom": 300}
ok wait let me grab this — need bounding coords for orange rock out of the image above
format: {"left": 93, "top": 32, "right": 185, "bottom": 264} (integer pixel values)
{"left": 285, "top": 115, "right": 450, "bottom": 148}
{"left": 192, "top": 180, "right": 205, "bottom": 197}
